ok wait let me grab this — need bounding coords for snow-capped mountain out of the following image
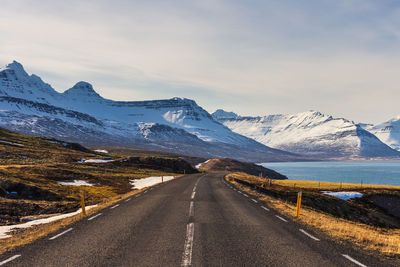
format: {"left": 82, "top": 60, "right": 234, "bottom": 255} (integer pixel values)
{"left": 364, "top": 117, "right": 400, "bottom": 151}
{"left": 212, "top": 109, "right": 400, "bottom": 159}
{"left": 0, "top": 61, "right": 301, "bottom": 162}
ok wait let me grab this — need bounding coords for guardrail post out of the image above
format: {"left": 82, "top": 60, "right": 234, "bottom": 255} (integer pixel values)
{"left": 80, "top": 190, "right": 86, "bottom": 217}
{"left": 296, "top": 191, "right": 302, "bottom": 217}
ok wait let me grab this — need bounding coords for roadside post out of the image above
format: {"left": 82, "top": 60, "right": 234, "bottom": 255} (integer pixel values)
{"left": 80, "top": 190, "right": 87, "bottom": 217}
{"left": 296, "top": 192, "right": 302, "bottom": 217}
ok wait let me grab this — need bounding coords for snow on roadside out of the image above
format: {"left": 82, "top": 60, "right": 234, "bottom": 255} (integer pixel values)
{"left": 58, "top": 180, "right": 94, "bottom": 186}
{"left": 0, "top": 140, "right": 24, "bottom": 147}
{"left": 130, "top": 176, "right": 175, "bottom": 189}
{"left": 195, "top": 159, "right": 210, "bottom": 169}
{"left": 322, "top": 191, "right": 363, "bottom": 200}
{"left": 78, "top": 159, "right": 114, "bottom": 163}
{"left": 0, "top": 205, "right": 97, "bottom": 239}
{"left": 94, "top": 149, "right": 108, "bottom": 153}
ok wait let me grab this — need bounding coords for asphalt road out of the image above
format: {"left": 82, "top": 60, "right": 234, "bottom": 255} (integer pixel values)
{"left": 1, "top": 173, "right": 397, "bottom": 266}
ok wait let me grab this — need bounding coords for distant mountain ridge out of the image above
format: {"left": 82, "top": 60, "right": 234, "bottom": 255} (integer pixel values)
{"left": 0, "top": 61, "right": 303, "bottom": 162}
{"left": 212, "top": 109, "right": 400, "bottom": 159}
{"left": 363, "top": 117, "right": 400, "bottom": 151}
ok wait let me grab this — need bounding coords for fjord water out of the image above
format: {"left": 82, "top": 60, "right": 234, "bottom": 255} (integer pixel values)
{"left": 260, "top": 161, "right": 400, "bottom": 186}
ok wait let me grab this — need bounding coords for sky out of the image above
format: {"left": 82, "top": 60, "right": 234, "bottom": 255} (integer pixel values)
{"left": 1, "top": 0, "right": 400, "bottom": 123}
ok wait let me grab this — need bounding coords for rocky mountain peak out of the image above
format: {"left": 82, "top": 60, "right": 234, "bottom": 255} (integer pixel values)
{"left": 63, "top": 81, "right": 103, "bottom": 100}
{"left": 0, "top": 60, "right": 29, "bottom": 81}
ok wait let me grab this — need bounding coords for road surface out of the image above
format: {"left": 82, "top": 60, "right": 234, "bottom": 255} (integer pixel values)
{"left": 0, "top": 173, "right": 397, "bottom": 266}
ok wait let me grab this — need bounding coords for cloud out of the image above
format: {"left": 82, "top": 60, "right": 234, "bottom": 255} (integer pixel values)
{"left": 1, "top": 0, "right": 400, "bottom": 123}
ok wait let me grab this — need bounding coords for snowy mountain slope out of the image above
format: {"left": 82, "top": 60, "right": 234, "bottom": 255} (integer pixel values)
{"left": 364, "top": 117, "right": 400, "bottom": 151}
{"left": 0, "top": 61, "right": 302, "bottom": 162}
{"left": 213, "top": 110, "right": 400, "bottom": 159}
{"left": 0, "top": 61, "right": 59, "bottom": 104}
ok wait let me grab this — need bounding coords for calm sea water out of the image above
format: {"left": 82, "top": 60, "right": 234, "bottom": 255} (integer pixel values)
{"left": 260, "top": 161, "right": 400, "bottom": 186}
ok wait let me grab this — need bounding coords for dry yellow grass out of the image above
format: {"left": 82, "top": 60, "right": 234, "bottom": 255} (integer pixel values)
{"left": 227, "top": 176, "right": 400, "bottom": 256}
{"left": 228, "top": 172, "right": 400, "bottom": 191}
{"left": 272, "top": 179, "right": 400, "bottom": 190}
{"left": 0, "top": 176, "right": 181, "bottom": 255}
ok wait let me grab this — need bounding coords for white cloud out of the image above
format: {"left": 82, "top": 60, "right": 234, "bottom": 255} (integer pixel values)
{"left": 0, "top": 0, "right": 400, "bottom": 123}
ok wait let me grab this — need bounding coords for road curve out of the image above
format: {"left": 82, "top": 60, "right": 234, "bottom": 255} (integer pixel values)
{"left": 0, "top": 173, "right": 397, "bottom": 266}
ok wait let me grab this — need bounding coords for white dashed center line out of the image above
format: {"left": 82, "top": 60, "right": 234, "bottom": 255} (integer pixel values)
{"left": 191, "top": 191, "right": 196, "bottom": 200}
{"left": 0, "top": 255, "right": 21, "bottom": 266}
{"left": 299, "top": 229, "right": 320, "bottom": 241}
{"left": 275, "top": 215, "right": 288, "bottom": 222}
{"left": 342, "top": 254, "right": 367, "bottom": 267}
{"left": 110, "top": 204, "right": 120, "bottom": 209}
{"left": 49, "top": 228, "right": 73, "bottom": 240}
{"left": 189, "top": 201, "right": 194, "bottom": 217}
{"left": 88, "top": 213, "right": 102, "bottom": 221}
{"left": 182, "top": 223, "right": 194, "bottom": 267}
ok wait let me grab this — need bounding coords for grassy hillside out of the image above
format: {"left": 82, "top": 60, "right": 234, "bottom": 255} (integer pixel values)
{"left": 227, "top": 172, "right": 400, "bottom": 228}
{"left": 0, "top": 127, "right": 196, "bottom": 225}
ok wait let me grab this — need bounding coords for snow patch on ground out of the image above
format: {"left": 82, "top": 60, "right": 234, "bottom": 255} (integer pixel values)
{"left": 195, "top": 159, "right": 210, "bottom": 169}
{"left": 322, "top": 191, "right": 363, "bottom": 200}
{"left": 130, "top": 176, "right": 175, "bottom": 189}
{"left": 0, "top": 140, "right": 24, "bottom": 147}
{"left": 94, "top": 149, "right": 108, "bottom": 153}
{"left": 58, "top": 180, "right": 94, "bottom": 186}
{"left": 0, "top": 205, "right": 97, "bottom": 239}
{"left": 78, "top": 159, "right": 114, "bottom": 163}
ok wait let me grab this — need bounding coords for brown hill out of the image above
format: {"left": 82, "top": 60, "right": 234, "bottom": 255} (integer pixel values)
{"left": 199, "top": 158, "right": 287, "bottom": 180}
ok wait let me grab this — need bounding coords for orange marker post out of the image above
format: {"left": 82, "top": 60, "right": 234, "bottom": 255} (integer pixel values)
{"left": 296, "top": 192, "right": 302, "bottom": 217}
{"left": 80, "top": 191, "right": 87, "bottom": 217}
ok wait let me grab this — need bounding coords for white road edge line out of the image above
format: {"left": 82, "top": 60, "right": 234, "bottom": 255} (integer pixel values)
{"left": 136, "top": 194, "right": 141, "bottom": 197}
{"left": 0, "top": 255, "right": 21, "bottom": 266}
{"left": 110, "top": 204, "right": 120, "bottom": 209}
{"left": 275, "top": 215, "right": 288, "bottom": 222}
{"left": 191, "top": 191, "right": 196, "bottom": 200}
{"left": 299, "top": 229, "right": 320, "bottom": 241}
{"left": 49, "top": 228, "right": 73, "bottom": 240}
{"left": 125, "top": 198, "right": 131, "bottom": 202}
{"left": 342, "top": 254, "right": 367, "bottom": 267}
{"left": 182, "top": 222, "right": 195, "bottom": 267}
{"left": 243, "top": 194, "right": 249, "bottom": 197}
{"left": 261, "top": 206, "right": 270, "bottom": 211}
{"left": 88, "top": 213, "right": 102, "bottom": 221}
{"left": 189, "top": 201, "right": 194, "bottom": 217}
{"left": 251, "top": 199, "right": 258, "bottom": 203}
